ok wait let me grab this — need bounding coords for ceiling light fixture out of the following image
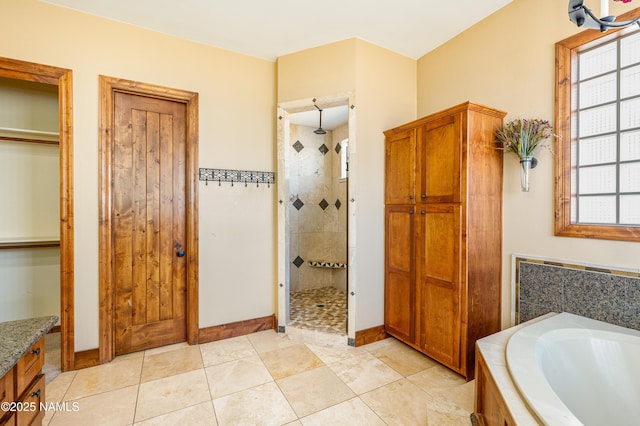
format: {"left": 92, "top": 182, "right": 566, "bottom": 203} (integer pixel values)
{"left": 569, "top": 0, "right": 640, "bottom": 31}
{"left": 313, "top": 104, "right": 327, "bottom": 135}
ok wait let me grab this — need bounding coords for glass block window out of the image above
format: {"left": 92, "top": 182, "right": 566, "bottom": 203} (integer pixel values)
{"left": 340, "top": 138, "right": 349, "bottom": 179}
{"left": 574, "top": 31, "right": 640, "bottom": 226}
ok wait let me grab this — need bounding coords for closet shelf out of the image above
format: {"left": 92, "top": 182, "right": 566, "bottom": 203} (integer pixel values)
{"left": 0, "top": 126, "right": 59, "bottom": 144}
{"left": 0, "top": 238, "right": 60, "bottom": 249}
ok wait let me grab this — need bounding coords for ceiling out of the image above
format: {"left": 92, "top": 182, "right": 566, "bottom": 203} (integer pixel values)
{"left": 42, "top": 0, "right": 512, "bottom": 61}
{"left": 289, "top": 105, "right": 349, "bottom": 131}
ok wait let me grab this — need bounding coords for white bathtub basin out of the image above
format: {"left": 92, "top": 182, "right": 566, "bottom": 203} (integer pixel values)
{"left": 506, "top": 312, "right": 640, "bottom": 426}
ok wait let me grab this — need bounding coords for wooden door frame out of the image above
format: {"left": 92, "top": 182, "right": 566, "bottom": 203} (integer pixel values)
{"left": 98, "top": 76, "right": 199, "bottom": 363}
{"left": 0, "top": 57, "right": 75, "bottom": 371}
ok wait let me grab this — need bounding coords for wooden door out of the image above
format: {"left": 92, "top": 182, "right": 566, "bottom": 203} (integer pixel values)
{"left": 112, "top": 91, "right": 187, "bottom": 355}
{"left": 415, "top": 203, "right": 461, "bottom": 369}
{"left": 419, "top": 114, "right": 462, "bottom": 204}
{"left": 384, "top": 128, "right": 416, "bottom": 205}
{"left": 384, "top": 204, "right": 415, "bottom": 343}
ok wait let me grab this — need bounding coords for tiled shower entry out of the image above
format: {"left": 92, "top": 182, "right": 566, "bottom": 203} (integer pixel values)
{"left": 514, "top": 255, "right": 640, "bottom": 331}
{"left": 289, "top": 286, "right": 347, "bottom": 335}
{"left": 277, "top": 94, "right": 357, "bottom": 340}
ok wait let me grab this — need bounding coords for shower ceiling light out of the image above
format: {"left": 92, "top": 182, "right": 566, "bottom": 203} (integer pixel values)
{"left": 569, "top": 0, "right": 640, "bottom": 31}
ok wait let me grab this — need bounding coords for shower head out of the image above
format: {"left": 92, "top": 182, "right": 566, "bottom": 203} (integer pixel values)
{"left": 314, "top": 104, "right": 327, "bottom": 135}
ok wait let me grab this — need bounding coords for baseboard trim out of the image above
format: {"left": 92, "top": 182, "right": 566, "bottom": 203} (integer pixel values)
{"left": 70, "top": 316, "right": 276, "bottom": 369}
{"left": 355, "top": 325, "right": 388, "bottom": 347}
{"left": 198, "top": 314, "right": 276, "bottom": 344}
{"left": 74, "top": 348, "right": 100, "bottom": 370}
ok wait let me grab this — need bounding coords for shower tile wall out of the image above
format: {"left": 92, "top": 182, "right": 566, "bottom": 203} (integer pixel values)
{"left": 289, "top": 123, "right": 348, "bottom": 292}
{"left": 516, "top": 256, "right": 640, "bottom": 331}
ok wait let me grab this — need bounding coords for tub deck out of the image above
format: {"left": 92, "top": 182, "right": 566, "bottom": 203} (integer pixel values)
{"left": 473, "top": 314, "right": 554, "bottom": 425}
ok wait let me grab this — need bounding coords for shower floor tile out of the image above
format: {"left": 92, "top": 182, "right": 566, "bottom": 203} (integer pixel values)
{"left": 289, "top": 287, "right": 347, "bottom": 335}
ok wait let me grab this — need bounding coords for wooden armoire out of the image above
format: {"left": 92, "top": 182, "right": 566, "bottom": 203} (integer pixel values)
{"left": 383, "top": 102, "right": 505, "bottom": 380}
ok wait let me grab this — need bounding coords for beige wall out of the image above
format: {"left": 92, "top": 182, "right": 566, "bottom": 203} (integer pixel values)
{"left": 8, "top": 0, "right": 623, "bottom": 348}
{"left": 417, "top": 0, "right": 640, "bottom": 327}
{"left": 277, "top": 39, "right": 358, "bottom": 103}
{"left": 2, "top": 0, "right": 276, "bottom": 350}
{"left": 278, "top": 39, "right": 416, "bottom": 330}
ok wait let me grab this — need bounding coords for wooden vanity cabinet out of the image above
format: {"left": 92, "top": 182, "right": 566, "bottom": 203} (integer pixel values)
{"left": 0, "top": 369, "right": 14, "bottom": 423}
{"left": 0, "top": 337, "right": 46, "bottom": 426}
{"left": 383, "top": 102, "right": 505, "bottom": 380}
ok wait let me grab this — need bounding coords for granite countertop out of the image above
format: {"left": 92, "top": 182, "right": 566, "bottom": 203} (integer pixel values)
{"left": 0, "top": 316, "right": 58, "bottom": 378}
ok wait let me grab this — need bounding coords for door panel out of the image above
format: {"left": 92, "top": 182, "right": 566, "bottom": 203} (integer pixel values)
{"left": 113, "top": 92, "right": 187, "bottom": 355}
{"left": 416, "top": 204, "right": 461, "bottom": 368}
{"left": 384, "top": 205, "right": 415, "bottom": 342}
{"left": 385, "top": 129, "right": 416, "bottom": 204}
{"left": 420, "top": 115, "right": 462, "bottom": 204}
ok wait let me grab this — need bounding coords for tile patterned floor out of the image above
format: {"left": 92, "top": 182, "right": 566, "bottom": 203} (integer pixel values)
{"left": 44, "top": 332, "right": 474, "bottom": 425}
{"left": 289, "top": 287, "right": 347, "bottom": 335}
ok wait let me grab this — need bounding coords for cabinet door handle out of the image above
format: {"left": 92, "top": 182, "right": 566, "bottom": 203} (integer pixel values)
{"left": 409, "top": 209, "right": 414, "bottom": 214}
{"left": 31, "top": 389, "right": 41, "bottom": 398}
{"left": 408, "top": 195, "right": 414, "bottom": 200}
{"left": 31, "top": 347, "right": 41, "bottom": 356}
{"left": 420, "top": 210, "right": 426, "bottom": 215}
{"left": 421, "top": 194, "right": 426, "bottom": 199}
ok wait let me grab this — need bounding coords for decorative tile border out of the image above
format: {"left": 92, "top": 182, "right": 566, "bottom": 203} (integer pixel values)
{"left": 199, "top": 168, "right": 275, "bottom": 187}
{"left": 307, "top": 261, "right": 347, "bottom": 269}
{"left": 514, "top": 254, "right": 640, "bottom": 331}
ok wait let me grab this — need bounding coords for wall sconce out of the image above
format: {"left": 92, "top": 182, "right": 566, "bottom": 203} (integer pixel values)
{"left": 569, "top": 0, "right": 640, "bottom": 31}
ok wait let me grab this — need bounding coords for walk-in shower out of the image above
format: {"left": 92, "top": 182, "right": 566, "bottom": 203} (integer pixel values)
{"left": 277, "top": 99, "right": 351, "bottom": 338}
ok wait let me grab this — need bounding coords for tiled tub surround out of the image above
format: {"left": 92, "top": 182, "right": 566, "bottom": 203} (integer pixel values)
{"left": 515, "top": 255, "right": 640, "bottom": 330}
{"left": 289, "top": 123, "right": 348, "bottom": 293}
{"left": 43, "top": 331, "right": 475, "bottom": 425}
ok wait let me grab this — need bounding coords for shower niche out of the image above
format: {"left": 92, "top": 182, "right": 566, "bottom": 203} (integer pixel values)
{"left": 277, "top": 97, "right": 352, "bottom": 338}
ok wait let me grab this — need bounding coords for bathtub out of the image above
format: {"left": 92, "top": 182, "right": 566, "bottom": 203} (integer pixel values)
{"left": 506, "top": 312, "right": 640, "bottom": 426}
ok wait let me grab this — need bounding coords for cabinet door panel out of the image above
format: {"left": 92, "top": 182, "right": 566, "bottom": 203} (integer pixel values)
{"left": 385, "top": 129, "right": 416, "bottom": 204}
{"left": 16, "top": 374, "right": 44, "bottom": 426}
{"left": 384, "top": 205, "right": 415, "bottom": 342}
{"left": 416, "top": 204, "right": 461, "bottom": 369}
{"left": 419, "top": 115, "right": 462, "bottom": 204}
{"left": 15, "top": 337, "right": 44, "bottom": 396}
{"left": 0, "top": 368, "right": 13, "bottom": 420}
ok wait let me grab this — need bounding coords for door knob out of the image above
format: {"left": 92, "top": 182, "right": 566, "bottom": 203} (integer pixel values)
{"left": 177, "top": 250, "right": 185, "bottom": 257}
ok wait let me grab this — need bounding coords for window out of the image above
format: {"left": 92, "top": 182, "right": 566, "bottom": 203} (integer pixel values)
{"left": 555, "top": 8, "right": 640, "bottom": 242}
{"left": 340, "top": 138, "right": 349, "bottom": 179}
